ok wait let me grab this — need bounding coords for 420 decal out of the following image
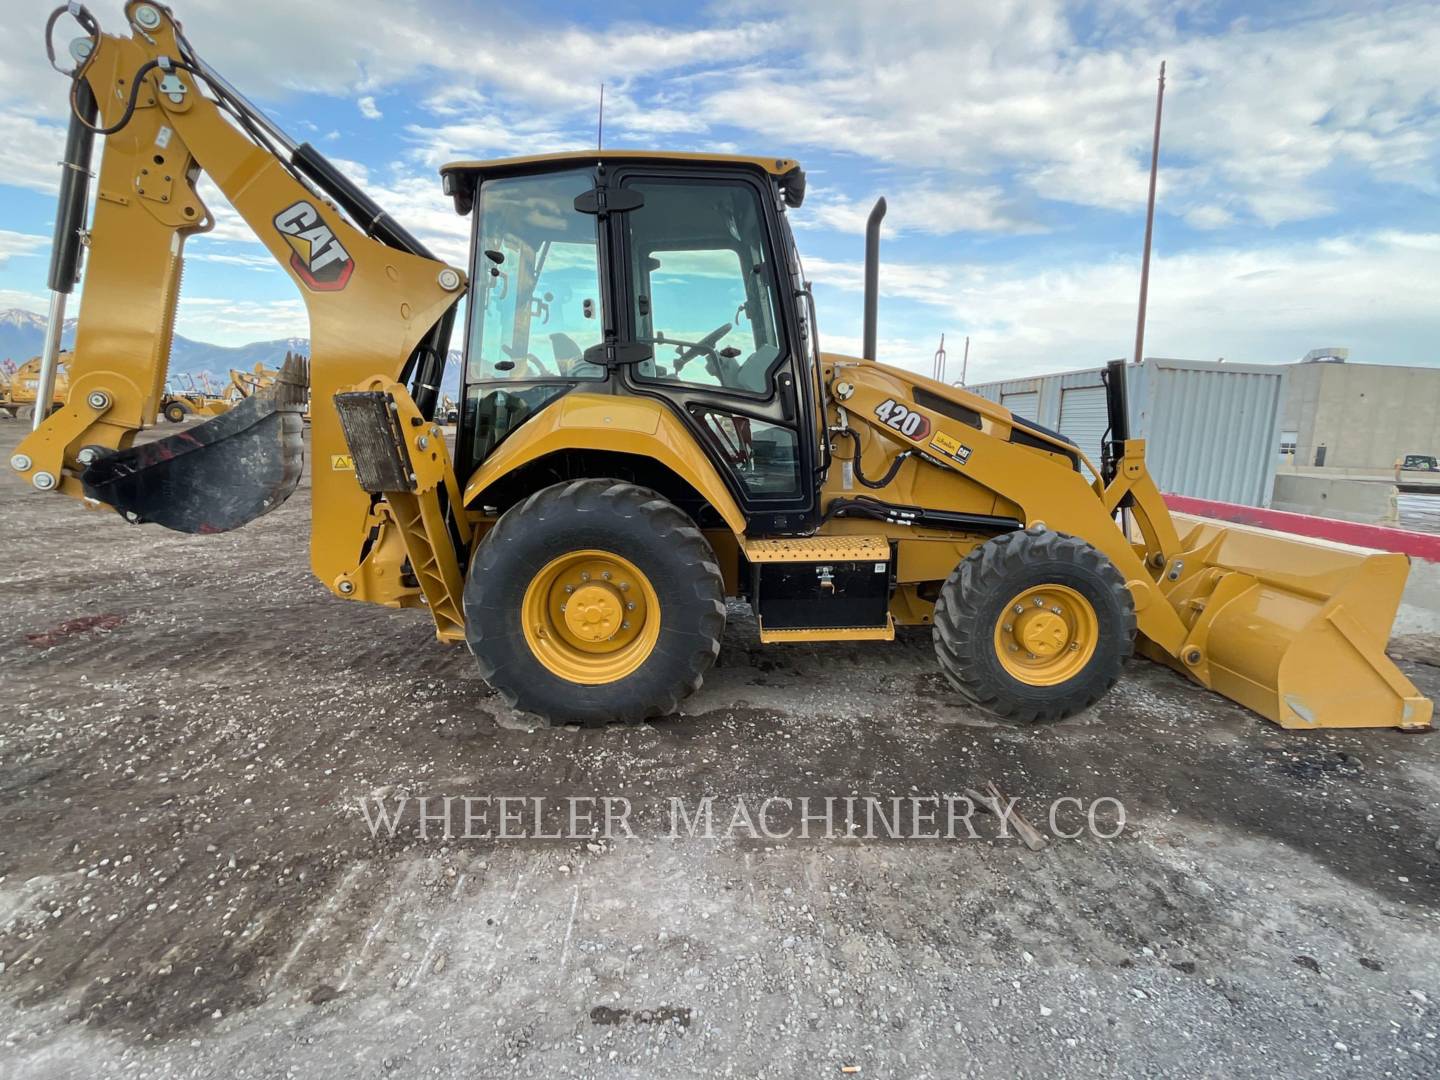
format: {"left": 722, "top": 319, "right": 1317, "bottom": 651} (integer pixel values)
{"left": 872, "top": 398, "right": 931, "bottom": 439}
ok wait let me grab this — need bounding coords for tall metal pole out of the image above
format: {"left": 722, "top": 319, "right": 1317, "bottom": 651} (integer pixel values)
{"left": 960, "top": 335, "right": 970, "bottom": 386}
{"left": 597, "top": 84, "right": 605, "bottom": 150}
{"left": 1132, "top": 61, "right": 1165, "bottom": 369}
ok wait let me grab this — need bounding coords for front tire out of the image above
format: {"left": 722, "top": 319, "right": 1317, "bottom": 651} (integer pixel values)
{"left": 164, "top": 402, "right": 189, "bottom": 423}
{"left": 465, "top": 479, "right": 726, "bottom": 726}
{"left": 933, "top": 526, "right": 1135, "bottom": 724}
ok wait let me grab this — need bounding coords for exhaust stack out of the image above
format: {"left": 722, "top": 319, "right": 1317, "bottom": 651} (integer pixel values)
{"left": 862, "top": 197, "right": 886, "bottom": 360}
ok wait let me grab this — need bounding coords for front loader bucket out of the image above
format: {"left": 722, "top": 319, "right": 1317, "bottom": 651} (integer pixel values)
{"left": 81, "top": 356, "right": 308, "bottom": 534}
{"left": 1141, "top": 514, "right": 1432, "bottom": 731}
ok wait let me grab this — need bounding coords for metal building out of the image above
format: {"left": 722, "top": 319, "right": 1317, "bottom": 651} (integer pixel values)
{"left": 966, "top": 358, "right": 1286, "bottom": 507}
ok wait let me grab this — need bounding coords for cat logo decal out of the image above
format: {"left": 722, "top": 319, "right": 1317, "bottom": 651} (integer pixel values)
{"left": 274, "top": 200, "right": 354, "bottom": 291}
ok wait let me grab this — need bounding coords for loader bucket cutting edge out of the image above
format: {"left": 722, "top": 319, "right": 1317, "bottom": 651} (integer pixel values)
{"left": 1138, "top": 513, "right": 1433, "bottom": 732}
{"left": 80, "top": 357, "right": 308, "bottom": 535}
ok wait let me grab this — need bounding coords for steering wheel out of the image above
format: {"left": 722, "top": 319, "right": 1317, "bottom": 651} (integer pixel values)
{"left": 499, "top": 343, "right": 553, "bottom": 379}
{"left": 673, "top": 322, "right": 733, "bottom": 378}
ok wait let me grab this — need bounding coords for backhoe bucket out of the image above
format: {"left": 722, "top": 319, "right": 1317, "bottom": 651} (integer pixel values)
{"left": 81, "top": 356, "right": 308, "bottom": 534}
{"left": 1142, "top": 514, "right": 1432, "bottom": 731}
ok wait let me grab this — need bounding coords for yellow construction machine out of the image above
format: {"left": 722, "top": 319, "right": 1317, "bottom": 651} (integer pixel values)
{"left": 159, "top": 372, "right": 231, "bottom": 422}
{"left": 10, "top": 3, "right": 1430, "bottom": 731}
{"left": 4, "top": 352, "right": 72, "bottom": 420}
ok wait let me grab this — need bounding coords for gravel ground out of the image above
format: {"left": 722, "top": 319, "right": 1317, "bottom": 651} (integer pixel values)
{"left": 2, "top": 419, "right": 1438, "bottom": 1079}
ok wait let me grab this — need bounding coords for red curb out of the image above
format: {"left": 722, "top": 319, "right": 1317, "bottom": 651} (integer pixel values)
{"left": 1164, "top": 494, "right": 1440, "bottom": 564}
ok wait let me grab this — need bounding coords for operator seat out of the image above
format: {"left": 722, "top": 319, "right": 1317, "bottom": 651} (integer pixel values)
{"left": 549, "top": 332, "right": 583, "bottom": 375}
{"left": 737, "top": 343, "right": 780, "bottom": 392}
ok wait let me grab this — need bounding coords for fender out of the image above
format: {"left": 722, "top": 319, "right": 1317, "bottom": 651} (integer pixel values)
{"left": 462, "top": 393, "right": 748, "bottom": 536}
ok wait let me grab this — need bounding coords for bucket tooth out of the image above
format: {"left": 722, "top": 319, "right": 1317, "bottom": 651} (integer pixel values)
{"left": 81, "top": 355, "right": 309, "bottom": 534}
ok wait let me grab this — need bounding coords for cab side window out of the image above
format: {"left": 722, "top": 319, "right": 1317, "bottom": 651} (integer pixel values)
{"left": 624, "top": 179, "right": 786, "bottom": 395}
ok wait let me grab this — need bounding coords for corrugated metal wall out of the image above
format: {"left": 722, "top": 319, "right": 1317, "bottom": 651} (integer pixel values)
{"left": 999, "top": 390, "right": 1039, "bottom": 420}
{"left": 965, "top": 358, "right": 1286, "bottom": 506}
{"left": 1056, "top": 385, "right": 1109, "bottom": 466}
{"left": 1129, "top": 359, "right": 1285, "bottom": 506}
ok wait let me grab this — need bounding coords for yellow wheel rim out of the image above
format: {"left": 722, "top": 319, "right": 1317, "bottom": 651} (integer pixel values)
{"left": 993, "top": 584, "right": 1098, "bottom": 686}
{"left": 521, "top": 550, "right": 661, "bottom": 685}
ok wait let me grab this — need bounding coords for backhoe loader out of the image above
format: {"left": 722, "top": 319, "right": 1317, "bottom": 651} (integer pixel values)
{"left": 158, "top": 372, "right": 230, "bottom": 423}
{"left": 11, "top": 3, "right": 1430, "bottom": 731}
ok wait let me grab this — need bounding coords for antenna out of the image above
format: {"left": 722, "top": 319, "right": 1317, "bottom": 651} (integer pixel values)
{"left": 959, "top": 335, "right": 970, "bottom": 386}
{"left": 597, "top": 83, "right": 604, "bottom": 150}
{"left": 1132, "top": 60, "right": 1166, "bottom": 367}
{"left": 932, "top": 334, "right": 947, "bottom": 381}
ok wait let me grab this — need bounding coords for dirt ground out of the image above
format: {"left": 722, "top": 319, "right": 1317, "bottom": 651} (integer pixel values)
{"left": 2, "top": 419, "right": 1438, "bottom": 1079}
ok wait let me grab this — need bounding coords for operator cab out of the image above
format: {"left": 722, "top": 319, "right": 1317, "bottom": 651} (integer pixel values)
{"left": 440, "top": 152, "right": 820, "bottom": 533}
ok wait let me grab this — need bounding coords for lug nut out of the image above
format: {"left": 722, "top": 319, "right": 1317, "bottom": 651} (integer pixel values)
{"left": 626, "top": 602, "right": 635, "bottom": 611}
{"left": 602, "top": 571, "right": 612, "bottom": 580}
{"left": 1003, "top": 623, "right": 1013, "bottom": 632}
{"left": 1033, "top": 597, "right": 1045, "bottom": 607}
{"left": 618, "top": 582, "right": 630, "bottom": 592}
{"left": 1051, "top": 606, "right": 1062, "bottom": 614}
{"left": 580, "top": 572, "right": 590, "bottom": 582}
{"left": 1069, "top": 642, "right": 1079, "bottom": 651}
{"left": 621, "top": 621, "right": 630, "bottom": 630}
{"left": 1013, "top": 604, "right": 1024, "bottom": 615}
{"left": 564, "top": 584, "right": 574, "bottom": 593}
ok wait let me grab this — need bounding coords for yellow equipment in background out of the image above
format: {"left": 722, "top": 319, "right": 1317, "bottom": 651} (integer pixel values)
{"left": 9, "top": 2, "right": 1430, "bottom": 732}
{"left": 4, "top": 353, "right": 72, "bottom": 420}
{"left": 159, "top": 372, "right": 230, "bottom": 423}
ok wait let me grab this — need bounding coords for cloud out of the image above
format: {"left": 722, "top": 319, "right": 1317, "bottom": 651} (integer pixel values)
{"left": 357, "top": 95, "right": 382, "bottom": 120}
{"left": 173, "top": 296, "right": 308, "bottom": 346}
{"left": 0, "top": 112, "right": 68, "bottom": 193}
{"left": 805, "top": 230, "right": 1440, "bottom": 374}
{"left": 702, "top": 1, "right": 1440, "bottom": 227}
{"left": 802, "top": 183, "right": 1043, "bottom": 237}
{"left": 0, "top": 230, "right": 49, "bottom": 266}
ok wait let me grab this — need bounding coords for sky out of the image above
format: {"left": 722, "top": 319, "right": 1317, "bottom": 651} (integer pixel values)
{"left": 0, "top": 0, "right": 1437, "bottom": 385}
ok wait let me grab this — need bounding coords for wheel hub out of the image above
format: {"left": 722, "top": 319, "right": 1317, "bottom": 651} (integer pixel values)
{"left": 521, "top": 550, "right": 661, "bottom": 685}
{"left": 564, "top": 584, "right": 623, "bottom": 642}
{"left": 1016, "top": 609, "right": 1069, "bottom": 656}
{"left": 993, "top": 584, "right": 1098, "bottom": 686}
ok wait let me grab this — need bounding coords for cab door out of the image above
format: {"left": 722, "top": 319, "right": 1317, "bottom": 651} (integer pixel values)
{"left": 608, "top": 168, "right": 818, "bottom": 534}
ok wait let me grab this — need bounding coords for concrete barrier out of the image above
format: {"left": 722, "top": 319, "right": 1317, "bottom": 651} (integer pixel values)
{"left": 1271, "top": 473, "right": 1398, "bottom": 525}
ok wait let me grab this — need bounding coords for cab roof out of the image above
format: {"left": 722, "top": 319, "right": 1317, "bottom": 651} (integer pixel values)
{"left": 439, "top": 150, "right": 806, "bottom": 213}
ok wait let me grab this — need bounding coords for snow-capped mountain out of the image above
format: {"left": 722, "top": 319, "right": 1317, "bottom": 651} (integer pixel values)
{"left": 0, "top": 310, "right": 461, "bottom": 393}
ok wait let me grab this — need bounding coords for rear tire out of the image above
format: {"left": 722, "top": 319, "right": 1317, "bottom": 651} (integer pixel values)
{"left": 933, "top": 526, "right": 1135, "bottom": 724}
{"left": 164, "top": 402, "right": 189, "bottom": 423}
{"left": 464, "top": 479, "right": 726, "bottom": 726}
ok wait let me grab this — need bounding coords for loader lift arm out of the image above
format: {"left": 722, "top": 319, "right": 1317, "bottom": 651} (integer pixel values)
{"left": 13, "top": 3, "right": 465, "bottom": 588}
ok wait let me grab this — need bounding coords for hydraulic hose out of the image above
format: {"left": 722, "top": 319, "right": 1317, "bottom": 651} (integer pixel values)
{"left": 833, "top": 427, "right": 911, "bottom": 490}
